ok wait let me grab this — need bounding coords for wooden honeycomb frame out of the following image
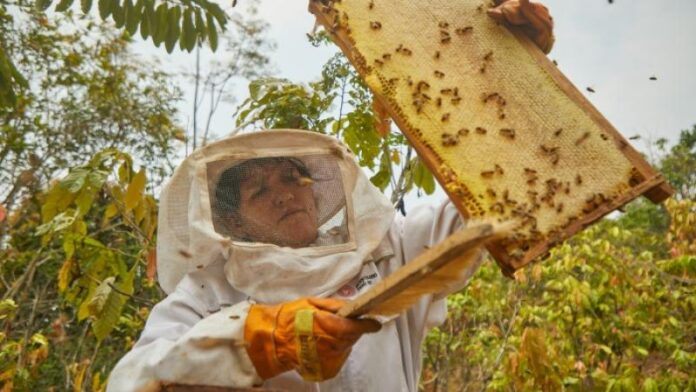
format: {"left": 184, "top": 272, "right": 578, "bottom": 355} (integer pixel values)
{"left": 308, "top": 0, "right": 672, "bottom": 275}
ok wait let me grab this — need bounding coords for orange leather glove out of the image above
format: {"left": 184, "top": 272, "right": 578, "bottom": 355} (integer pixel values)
{"left": 488, "top": 0, "right": 555, "bottom": 54}
{"left": 244, "top": 297, "right": 381, "bottom": 382}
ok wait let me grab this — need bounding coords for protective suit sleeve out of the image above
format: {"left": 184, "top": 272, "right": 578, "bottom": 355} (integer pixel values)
{"left": 106, "top": 287, "right": 263, "bottom": 392}
{"left": 397, "top": 198, "right": 486, "bottom": 329}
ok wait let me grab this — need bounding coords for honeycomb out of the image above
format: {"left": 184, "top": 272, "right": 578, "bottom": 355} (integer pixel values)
{"left": 309, "top": 0, "right": 670, "bottom": 272}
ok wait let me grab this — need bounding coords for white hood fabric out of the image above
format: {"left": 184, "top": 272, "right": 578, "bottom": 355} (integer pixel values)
{"left": 157, "top": 129, "right": 395, "bottom": 303}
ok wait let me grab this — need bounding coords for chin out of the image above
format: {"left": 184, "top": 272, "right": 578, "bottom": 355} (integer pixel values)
{"left": 280, "top": 227, "right": 318, "bottom": 248}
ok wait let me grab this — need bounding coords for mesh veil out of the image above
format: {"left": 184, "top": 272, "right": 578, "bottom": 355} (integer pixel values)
{"left": 157, "top": 129, "right": 395, "bottom": 302}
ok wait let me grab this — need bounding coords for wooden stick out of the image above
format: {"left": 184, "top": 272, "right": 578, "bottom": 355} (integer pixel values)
{"left": 338, "top": 222, "right": 499, "bottom": 318}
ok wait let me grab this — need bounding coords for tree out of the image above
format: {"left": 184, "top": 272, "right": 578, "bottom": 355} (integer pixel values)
{"left": 0, "top": 10, "right": 182, "bottom": 390}
{"left": 0, "top": 0, "right": 228, "bottom": 109}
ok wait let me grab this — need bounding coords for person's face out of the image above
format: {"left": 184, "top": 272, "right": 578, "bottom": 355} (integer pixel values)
{"left": 229, "top": 161, "right": 319, "bottom": 247}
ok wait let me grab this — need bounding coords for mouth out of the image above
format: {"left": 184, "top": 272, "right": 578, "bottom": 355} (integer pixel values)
{"left": 280, "top": 208, "right": 307, "bottom": 222}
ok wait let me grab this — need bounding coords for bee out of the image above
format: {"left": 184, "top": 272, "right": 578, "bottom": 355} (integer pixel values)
{"left": 479, "top": 66, "right": 487, "bottom": 74}
{"left": 374, "top": 59, "right": 384, "bottom": 66}
{"left": 434, "top": 51, "right": 441, "bottom": 59}
{"left": 370, "top": 21, "right": 382, "bottom": 29}
{"left": 554, "top": 128, "right": 563, "bottom": 137}
{"left": 179, "top": 249, "right": 193, "bottom": 258}
{"left": 495, "top": 164, "right": 504, "bottom": 175}
{"left": 500, "top": 128, "right": 515, "bottom": 139}
{"left": 441, "top": 113, "right": 450, "bottom": 122}
{"left": 575, "top": 174, "right": 583, "bottom": 185}
{"left": 486, "top": 188, "right": 497, "bottom": 198}
{"left": 455, "top": 26, "right": 473, "bottom": 35}
{"left": 649, "top": 76, "right": 657, "bottom": 81}
{"left": 436, "top": 97, "right": 442, "bottom": 107}
{"left": 575, "top": 132, "right": 591, "bottom": 145}
{"left": 475, "top": 127, "right": 487, "bottom": 135}
{"left": 440, "top": 88, "right": 452, "bottom": 95}
{"left": 600, "top": 134, "right": 609, "bottom": 140}
{"left": 382, "top": 53, "right": 391, "bottom": 60}
{"left": 551, "top": 153, "right": 560, "bottom": 165}
{"left": 416, "top": 81, "right": 430, "bottom": 91}
{"left": 438, "top": 21, "right": 449, "bottom": 28}
{"left": 368, "top": 0, "right": 374, "bottom": 9}
{"left": 586, "top": 87, "right": 596, "bottom": 93}
{"left": 441, "top": 132, "right": 458, "bottom": 146}
{"left": 481, "top": 170, "right": 495, "bottom": 178}
{"left": 628, "top": 135, "right": 641, "bottom": 140}
{"left": 451, "top": 97, "right": 462, "bottom": 105}
{"left": 453, "top": 87, "right": 459, "bottom": 96}
{"left": 483, "top": 51, "right": 493, "bottom": 61}
{"left": 457, "top": 128, "right": 470, "bottom": 136}
{"left": 434, "top": 70, "right": 445, "bottom": 78}
{"left": 490, "top": 203, "right": 504, "bottom": 214}
{"left": 441, "top": 35, "right": 451, "bottom": 44}
{"left": 524, "top": 168, "right": 537, "bottom": 175}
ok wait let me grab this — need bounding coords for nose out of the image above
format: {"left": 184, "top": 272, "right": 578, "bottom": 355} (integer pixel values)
{"left": 274, "top": 190, "right": 295, "bottom": 207}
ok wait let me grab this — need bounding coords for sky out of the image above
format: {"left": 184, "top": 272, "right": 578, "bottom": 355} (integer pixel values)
{"left": 134, "top": 0, "right": 696, "bottom": 205}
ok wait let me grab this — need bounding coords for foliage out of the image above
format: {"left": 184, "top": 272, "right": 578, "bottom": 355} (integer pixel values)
{"left": 0, "top": 0, "right": 230, "bottom": 111}
{"left": 0, "top": 10, "right": 178, "bottom": 391}
{"left": 654, "top": 125, "right": 696, "bottom": 200}
{"left": 421, "top": 185, "right": 696, "bottom": 391}
{"left": 235, "top": 40, "right": 435, "bottom": 204}
{"left": 0, "top": 9, "right": 182, "bottom": 215}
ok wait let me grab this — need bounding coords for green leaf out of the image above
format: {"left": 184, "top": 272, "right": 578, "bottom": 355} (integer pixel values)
{"left": 124, "top": 0, "right": 140, "bottom": 35}
{"left": 60, "top": 168, "right": 89, "bottom": 193}
{"left": 152, "top": 2, "right": 168, "bottom": 46}
{"left": 55, "top": 0, "right": 75, "bottom": 12}
{"left": 112, "top": 0, "right": 125, "bottom": 27}
{"left": 36, "top": 0, "right": 54, "bottom": 11}
{"left": 98, "top": 0, "right": 113, "bottom": 19}
{"left": 205, "top": 1, "right": 227, "bottom": 28}
{"left": 206, "top": 13, "right": 218, "bottom": 51}
{"left": 181, "top": 8, "right": 196, "bottom": 52}
{"left": 413, "top": 159, "right": 435, "bottom": 194}
{"left": 0, "top": 299, "right": 18, "bottom": 320}
{"left": 164, "top": 5, "right": 181, "bottom": 53}
{"left": 139, "top": 8, "right": 150, "bottom": 39}
{"left": 80, "top": 0, "right": 92, "bottom": 13}
{"left": 91, "top": 271, "right": 134, "bottom": 341}
{"left": 370, "top": 169, "right": 390, "bottom": 191}
{"left": 194, "top": 8, "right": 206, "bottom": 37}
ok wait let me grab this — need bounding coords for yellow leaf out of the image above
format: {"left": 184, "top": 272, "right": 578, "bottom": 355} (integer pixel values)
{"left": 123, "top": 169, "right": 146, "bottom": 212}
{"left": 58, "top": 259, "right": 73, "bottom": 292}
{"left": 72, "top": 359, "right": 90, "bottom": 392}
{"left": 87, "top": 277, "right": 115, "bottom": 317}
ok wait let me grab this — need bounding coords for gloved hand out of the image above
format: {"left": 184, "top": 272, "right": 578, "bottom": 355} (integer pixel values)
{"left": 244, "top": 297, "right": 381, "bottom": 382}
{"left": 487, "top": 0, "right": 555, "bottom": 54}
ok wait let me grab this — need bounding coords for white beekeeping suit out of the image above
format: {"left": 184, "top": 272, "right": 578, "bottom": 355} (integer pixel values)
{"left": 107, "top": 129, "right": 483, "bottom": 392}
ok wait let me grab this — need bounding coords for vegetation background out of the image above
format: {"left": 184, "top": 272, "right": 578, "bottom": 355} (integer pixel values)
{"left": 0, "top": 0, "right": 694, "bottom": 391}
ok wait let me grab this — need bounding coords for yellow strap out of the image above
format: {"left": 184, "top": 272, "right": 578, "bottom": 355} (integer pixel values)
{"left": 294, "top": 309, "right": 322, "bottom": 381}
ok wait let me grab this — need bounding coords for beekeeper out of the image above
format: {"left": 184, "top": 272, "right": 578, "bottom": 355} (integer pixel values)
{"left": 107, "top": 2, "right": 553, "bottom": 391}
